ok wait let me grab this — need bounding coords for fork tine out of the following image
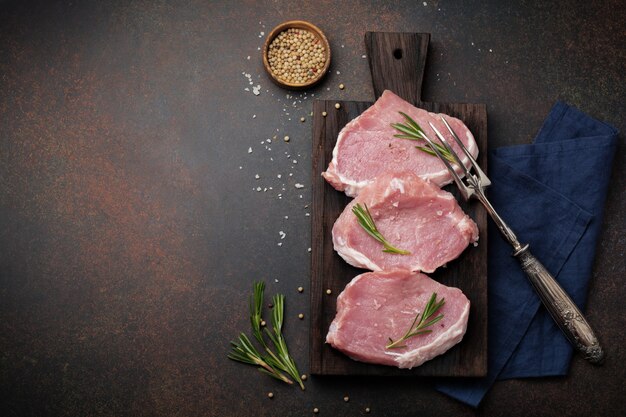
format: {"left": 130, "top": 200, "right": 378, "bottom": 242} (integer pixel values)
{"left": 440, "top": 116, "right": 491, "bottom": 187}
{"left": 420, "top": 131, "right": 473, "bottom": 200}
{"left": 428, "top": 121, "right": 473, "bottom": 182}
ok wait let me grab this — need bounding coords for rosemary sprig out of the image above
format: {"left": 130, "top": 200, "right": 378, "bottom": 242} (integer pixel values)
{"left": 352, "top": 203, "right": 410, "bottom": 255}
{"left": 264, "top": 294, "right": 305, "bottom": 390}
{"left": 390, "top": 111, "right": 456, "bottom": 164}
{"left": 228, "top": 281, "right": 304, "bottom": 390}
{"left": 386, "top": 292, "right": 446, "bottom": 349}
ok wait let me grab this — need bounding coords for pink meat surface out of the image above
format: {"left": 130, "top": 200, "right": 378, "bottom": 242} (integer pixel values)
{"left": 322, "top": 90, "right": 478, "bottom": 197}
{"left": 326, "top": 270, "right": 470, "bottom": 369}
{"left": 332, "top": 171, "right": 478, "bottom": 273}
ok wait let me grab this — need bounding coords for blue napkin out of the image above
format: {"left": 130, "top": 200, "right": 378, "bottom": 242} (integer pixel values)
{"left": 436, "top": 101, "right": 618, "bottom": 407}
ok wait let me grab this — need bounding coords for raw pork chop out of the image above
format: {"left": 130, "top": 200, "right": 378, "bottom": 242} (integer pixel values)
{"left": 322, "top": 90, "right": 478, "bottom": 197}
{"left": 332, "top": 171, "right": 478, "bottom": 273}
{"left": 326, "top": 270, "right": 470, "bottom": 369}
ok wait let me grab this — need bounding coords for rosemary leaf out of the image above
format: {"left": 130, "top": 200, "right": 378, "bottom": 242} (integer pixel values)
{"left": 391, "top": 112, "right": 456, "bottom": 164}
{"left": 386, "top": 292, "right": 446, "bottom": 349}
{"left": 352, "top": 203, "right": 410, "bottom": 255}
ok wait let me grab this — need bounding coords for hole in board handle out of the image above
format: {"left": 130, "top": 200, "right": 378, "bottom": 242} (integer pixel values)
{"left": 393, "top": 48, "right": 403, "bottom": 59}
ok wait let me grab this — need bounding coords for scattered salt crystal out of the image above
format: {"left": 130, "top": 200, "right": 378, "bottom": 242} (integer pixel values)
{"left": 252, "top": 114, "right": 256, "bottom": 119}
{"left": 263, "top": 187, "right": 267, "bottom": 192}
{"left": 361, "top": 54, "right": 366, "bottom": 58}
{"left": 284, "top": 216, "right": 288, "bottom": 219}
{"left": 246, "top": 55, "right": 250, "bottom": 60}
{"left": 295, "top": 183, "right": 304, "bottom": 189}
{"left": 279, "top": 231, "right": 286, "bottom": 239}
{"left": 255, "top": 174, "right": 260, "bottom": 179}
{"left": 248, "top": 147, "right": 252, "bottom": 153}
{"left": 277, "top": 174, "right": 282, "bottom": 179}
{"left": 336, "top": 70, "right": 340, "bottom": 75}
{"left": 423, "top": 1, "right": 427, "bottom": 5}
{"left": 252, "top": 85, "right": 261, "bottom": 95}
{"left": 305, "top": 213, "right": 310, "bottom": 217}
{"left": 307, "top": 248, "right": 311, "bottom": 252}
{"left": 277, "top": 242, "right": 282, "bottom": 247}
{"left": 274, "top": 278, "right": 279, "bottom": 282}
{"left": 256, "top": 187, "right": 261, "bottom": 192}
{"left": 292, "top": 160, "right": 297, "bottom": 164}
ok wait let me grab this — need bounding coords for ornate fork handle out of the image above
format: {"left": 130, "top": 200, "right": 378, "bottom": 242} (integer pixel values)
{"left": 513, "top": 245, "right": 605, "bottom": 364}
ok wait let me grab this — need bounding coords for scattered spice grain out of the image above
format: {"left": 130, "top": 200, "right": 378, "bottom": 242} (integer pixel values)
{"left": 334, "top": 103, "right": 341, "bottom": 109}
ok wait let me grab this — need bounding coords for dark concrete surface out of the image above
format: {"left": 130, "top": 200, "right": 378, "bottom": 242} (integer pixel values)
{"left": 0, "top": 1, "right": 624, "bottom": 416}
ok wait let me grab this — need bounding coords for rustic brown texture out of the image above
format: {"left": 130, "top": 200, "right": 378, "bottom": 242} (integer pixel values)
{"left": 0, "top": 1, "right": 624, "bottom": 416}
{"left": 310, "top": 32, "right": 488, "bottom": 377}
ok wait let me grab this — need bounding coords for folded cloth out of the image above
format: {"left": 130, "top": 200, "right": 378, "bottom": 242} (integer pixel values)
{"left": 436, "top": 101, "right": 618, "bottom": 407}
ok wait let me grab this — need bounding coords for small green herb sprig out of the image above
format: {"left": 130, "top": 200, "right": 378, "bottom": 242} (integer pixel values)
{"left": 228, "top": 281, "right": 305, "bottom": 390}
{"left": 386, "top": 292, "right": 446, "bottom": 349}
{"left": 391, "top": 111, "right": 456, "bottom": 163}
{"left": 352, "top": 203, "right": 410, "bottom": 255}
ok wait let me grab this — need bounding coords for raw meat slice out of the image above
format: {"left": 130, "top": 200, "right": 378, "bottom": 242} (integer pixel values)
{"left": 326, "top": 270, "right": 470, "bottom": 369}
{"left": 322, "top": 90, "right": 478, "bottom": 197}
{"left": 332, "top": 170, "right": 478, "bottom": 273}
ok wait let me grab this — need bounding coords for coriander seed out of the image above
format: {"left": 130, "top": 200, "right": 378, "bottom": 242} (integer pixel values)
{"left": 268, "top": 392, "right": 274, "bottom": 399}
{"left": 301, "top": 374, "right": 307, "bottom": 380}
{"left": 284, "top": 135, "right": 290, "bottom": 142}
{"left": 313, "top": 408, "right": 319, "bottom": 414}
{"left": 300, "top": 117, "right": 306, "bottom": 122}
{"left": 365, "top": 407, "right": 371, "bottom": 413}
{"left": 267, "top": 27, "right": 327, "bottom": 85}
{"left": 298, "top": 286, "right": 304, "bottom": 293}
{"left": 335, "top": 103, "right": 341, "bottom": 109}
{"left": 339, "top": 83, "right": 345, "bottom": 90}
{"left": 343, "top": 396, "right": 349, "bottom": 402}
{"left": 298, "top": 313, "right": 304, "bottom": 319}
{"left": 326, "top": 289, "right": 332, "bottom": 295}
{"left": 322, "top": 111, "right": 327, "bottom": 117}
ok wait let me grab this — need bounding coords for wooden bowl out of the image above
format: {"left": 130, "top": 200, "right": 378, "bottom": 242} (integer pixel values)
{"left": 262, "top": 20, "right": 331, "bottom": 90}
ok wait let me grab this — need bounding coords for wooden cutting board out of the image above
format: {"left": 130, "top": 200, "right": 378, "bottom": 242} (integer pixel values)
{"left": 310, "top": 32, "right": 488, "bottom": 376}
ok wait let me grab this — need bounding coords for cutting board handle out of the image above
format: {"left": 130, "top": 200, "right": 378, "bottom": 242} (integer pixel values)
{"left": 365, "top": 32, "right": 430, "bottom": 103}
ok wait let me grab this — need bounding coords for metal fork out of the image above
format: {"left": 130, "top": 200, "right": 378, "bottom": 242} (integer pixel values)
{"left": 424, "top": 116, "right": 604, "bottom": 365}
